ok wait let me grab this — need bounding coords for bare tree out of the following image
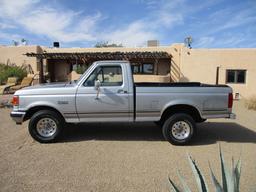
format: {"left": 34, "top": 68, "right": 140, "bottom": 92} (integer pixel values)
{"left": 94, "top": 41, "right": 123, "bottom": 48}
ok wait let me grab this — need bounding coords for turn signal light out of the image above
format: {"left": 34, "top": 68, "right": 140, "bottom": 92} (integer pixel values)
{"left": 12, "top": 96, "right": 19, "bottom": 106}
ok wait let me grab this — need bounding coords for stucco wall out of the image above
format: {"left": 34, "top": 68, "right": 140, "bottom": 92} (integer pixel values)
{"left": 47, "top": 60, "right": 70, "bottom": 82}
{"left": 167, "top": 44, "right": 182, "bottom": 82}
{"left": 180, "top": 47, "right": 256, "bottom": 98}
{"left": 134, "top": 74, "right": 170, "bottom": 82}
{"left": 0, "top": 45, "right": 39, "bottom": 73}
{"left": 157, "top": 59, "right": 171, "bottom": 75}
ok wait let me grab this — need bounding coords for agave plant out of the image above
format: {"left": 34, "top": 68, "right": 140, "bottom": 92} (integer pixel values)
{"left": 169, "top": 147, "right": 241, "bottom": 192}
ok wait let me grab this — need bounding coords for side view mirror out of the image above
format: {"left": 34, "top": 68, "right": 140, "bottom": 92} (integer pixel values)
{"left": 94, "top": 80, "right": 101, "bottom": 90}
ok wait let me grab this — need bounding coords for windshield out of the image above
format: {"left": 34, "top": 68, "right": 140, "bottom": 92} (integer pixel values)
{"left": 75, "top": 63, "right": 95, "bottom": 84}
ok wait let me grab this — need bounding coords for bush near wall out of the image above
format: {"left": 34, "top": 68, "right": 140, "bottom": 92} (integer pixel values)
{"left": 75, "top": 65, "right": 88, "bottom": 74}
{"left": 245, "top": 96, "right": 256, "bottom": 111}
{"left": 0, "top": 64, "right": 27, "bottom": 85}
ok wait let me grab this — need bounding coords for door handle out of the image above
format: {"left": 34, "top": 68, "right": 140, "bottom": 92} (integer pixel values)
{"left": 117, "top": 89, "right": 127, "bottom": 94}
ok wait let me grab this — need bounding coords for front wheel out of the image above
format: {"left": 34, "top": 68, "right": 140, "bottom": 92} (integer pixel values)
{"left": 28, "top": 110, "right": 64, "bottom": 143}
{"left": 162, "top": 113, "right": 196, "bottom": 145}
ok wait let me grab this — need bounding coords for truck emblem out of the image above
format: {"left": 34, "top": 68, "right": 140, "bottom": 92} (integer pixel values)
{"left": 58, "top": 101, "right": 69, "bottom": 104}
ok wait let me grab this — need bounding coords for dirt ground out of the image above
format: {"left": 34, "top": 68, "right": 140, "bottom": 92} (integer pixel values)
{"left": 0, "top": 100, "right": 256, "bottom": 192}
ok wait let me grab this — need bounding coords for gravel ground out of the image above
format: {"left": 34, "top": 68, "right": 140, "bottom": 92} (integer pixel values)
{"left": 0, "top": 100, "right": 256, "bottom": 192}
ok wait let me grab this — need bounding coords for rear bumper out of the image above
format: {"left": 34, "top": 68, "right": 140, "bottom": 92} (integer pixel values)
{"left": 202, "top": 112, "right": 236, "bottom": 119}
{"left": 229, "top": 113, "right": 236, "bottom": 119}
{"left": 10, "top": 111, "right": 26, "bottom": 124}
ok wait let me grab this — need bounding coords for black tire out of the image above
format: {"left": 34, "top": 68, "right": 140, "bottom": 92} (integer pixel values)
{"left": 28, "top": 110, "right": 64, "bottom": 143}
{"left": 198, "top": 118, "right": 207, "bottom": 123}
{"left": 162, "top": 113, "right": 196, "bottom": 145}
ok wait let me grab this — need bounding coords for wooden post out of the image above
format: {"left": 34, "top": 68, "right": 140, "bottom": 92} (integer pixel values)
{"left": 154, "top": 59, "right": 158, "bottom": 75}
{"left": 37, "top": 58, "right": 44, "bottom": 83}
{"left": 216, "top": 66, "right": 220, "bottom": 85}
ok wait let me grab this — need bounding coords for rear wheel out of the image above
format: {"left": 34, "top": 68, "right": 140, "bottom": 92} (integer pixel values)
{"left": 28, "top": 110, "right": 64, "bottom": 143}
{"left": 162, "top": 113, "right": 196, "bottom": 145}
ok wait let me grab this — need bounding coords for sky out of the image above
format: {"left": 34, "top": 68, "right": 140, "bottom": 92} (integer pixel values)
{"left": 0, "top": 0, "right": 255, "bottom": 48}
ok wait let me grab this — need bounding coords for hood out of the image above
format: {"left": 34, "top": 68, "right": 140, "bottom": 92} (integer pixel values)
{"left": 22, "top": 82, "right": 69, "bottom": 90}
{"left": 15, "top": 81, "right": 77, "bottom": 95}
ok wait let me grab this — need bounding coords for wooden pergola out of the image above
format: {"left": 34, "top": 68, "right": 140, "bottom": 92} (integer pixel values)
{"left": 25, "top": 51, "right": 172, "bottom": 83}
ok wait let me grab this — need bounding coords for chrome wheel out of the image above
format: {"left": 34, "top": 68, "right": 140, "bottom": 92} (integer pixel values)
{"left": 171, "top": 121, "right": 191, "bottom": 140}
{"left": 36, "top": 118, "right": 57, "bottom": 137}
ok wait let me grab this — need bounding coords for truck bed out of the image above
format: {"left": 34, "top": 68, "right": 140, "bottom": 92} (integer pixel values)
{"left": 134, "top": 82, "right": 232, "bottom": 121}
{"left": 135, "top": 82, "right": 229, "bottom": 87}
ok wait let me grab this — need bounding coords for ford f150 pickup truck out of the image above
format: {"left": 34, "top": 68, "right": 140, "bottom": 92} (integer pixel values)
{"left": 10, "top": 60, "right": 235, "bottom": 145}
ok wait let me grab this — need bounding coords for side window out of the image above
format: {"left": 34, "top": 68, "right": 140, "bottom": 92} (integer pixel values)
{"left": 226, "top": 70, "right": 246, "bottom": 84}
{"left": 142, "top": 63, "right": 154, "bottom": 74}
{"left": 131, "top": 65, "right": 140, "bottom": 74}
{"left": 131, "top": 63, "right": 154, "bottom": 74}
{"left": 84, "top": 66, "right": 123, "bottom": 86}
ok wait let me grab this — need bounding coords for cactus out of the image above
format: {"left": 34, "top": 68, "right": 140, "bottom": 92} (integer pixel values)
{"left": 168, "top": 146, "right": 241, "bottom": 192}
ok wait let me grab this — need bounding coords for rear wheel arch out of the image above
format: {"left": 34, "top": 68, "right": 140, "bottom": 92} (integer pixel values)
{"left": 160, "top": 104, "right": 204, "bottom": 123}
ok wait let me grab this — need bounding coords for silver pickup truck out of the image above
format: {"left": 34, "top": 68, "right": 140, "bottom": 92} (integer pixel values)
{"left": 10, "top": 60, "right": 235, "bottom": 145}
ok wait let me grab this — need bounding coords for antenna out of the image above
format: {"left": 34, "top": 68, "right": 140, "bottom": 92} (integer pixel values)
{"left": 12, "top": 40, "right": 19, "bottom": 46}
{"left": 21, "top": 38, "right": 28, "bottom": 45}
{"left": 184, "top": 36, "right": 193, "bottom": 49}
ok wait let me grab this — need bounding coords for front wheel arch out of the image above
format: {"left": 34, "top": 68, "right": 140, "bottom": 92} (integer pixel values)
{"left": 24, "top": 106, "right": 65, "bottom": 122}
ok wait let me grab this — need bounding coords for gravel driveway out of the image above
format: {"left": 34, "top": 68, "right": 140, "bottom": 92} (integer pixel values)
{"left": 0, "top": 100, "right": 256, "bottom": 191}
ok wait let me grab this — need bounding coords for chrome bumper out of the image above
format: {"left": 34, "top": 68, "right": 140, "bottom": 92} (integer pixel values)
{"left": 10, "top": 111, "right": 26, "bottom": 124}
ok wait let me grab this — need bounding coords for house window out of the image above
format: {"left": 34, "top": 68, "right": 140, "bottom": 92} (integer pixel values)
{"left": 226, "top": 70, "right": 246, "bottom": 84}
{"left": 131, "top": 63, "right": 154, "bottom": 74}
{"left": 131, "top": 65, "right": 141, "bottom": 74}
{"left": 142, "top": 63, "right": 154, "bottom": 74}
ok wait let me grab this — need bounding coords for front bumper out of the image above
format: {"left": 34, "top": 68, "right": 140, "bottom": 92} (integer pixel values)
{"left": 10, "top": 111, "right": 26, "bottom": 124}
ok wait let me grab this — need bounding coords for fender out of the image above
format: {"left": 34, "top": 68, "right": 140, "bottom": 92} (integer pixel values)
{"left": 160, "top": 99, "right": 203, "bottom": 118}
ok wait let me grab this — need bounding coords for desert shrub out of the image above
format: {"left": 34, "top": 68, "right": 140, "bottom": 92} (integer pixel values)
{"left": 245, "top": 96, "right": 256, "bottom": 111}
{"left": 169, "top": 146, "right": 241, "bottom": 192}
{"left": 0, "top": 64, "right": 27, "bottom": 84}
{"left": 75, "top": 65, "right": 88, "bottom": 74}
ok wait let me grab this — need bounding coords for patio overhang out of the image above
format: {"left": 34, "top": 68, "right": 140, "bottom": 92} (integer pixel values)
{"left": 25, "top": 51, "right": 172, "bottom": 83}
{"left": 25, "top": 51, "right": 172, "bottom": 60}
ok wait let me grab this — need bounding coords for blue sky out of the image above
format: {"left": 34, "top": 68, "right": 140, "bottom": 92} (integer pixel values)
{"left": 0, "top": 0, "right": 255, "bottom": 48}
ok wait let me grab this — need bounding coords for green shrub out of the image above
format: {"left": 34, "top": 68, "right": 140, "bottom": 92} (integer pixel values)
{"left": 0, "top": 64, "right": 27, "bottom": 84}
{"left": 75, "top": 65, "right": 88, "bottom": 74}
{"left": 245, "top": 96, "right": 256, "bottom": 111}
{"left": 169, "top": 146, "right": 241, "bottom": 192}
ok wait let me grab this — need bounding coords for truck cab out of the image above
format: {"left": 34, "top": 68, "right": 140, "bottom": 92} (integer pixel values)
{"left": 75, "top": 61, "right": 134, "bottom": 122}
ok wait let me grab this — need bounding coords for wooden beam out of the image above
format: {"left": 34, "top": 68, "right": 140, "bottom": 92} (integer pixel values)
{"left": 37, "top": 58, "right": 44, "bottom": 83}
{"left": 26, "top": 51, "right": 172, "bottom": 60}
{"left": 154, "top": 58, "right": 159, "bottom": 75}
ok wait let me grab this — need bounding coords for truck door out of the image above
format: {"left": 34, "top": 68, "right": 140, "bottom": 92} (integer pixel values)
{"left": 76, "top": 64, "right": 132, "bottom": 122}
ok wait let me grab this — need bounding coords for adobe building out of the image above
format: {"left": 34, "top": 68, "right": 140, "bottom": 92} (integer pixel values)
{"left": 0, "top": 45, "right": 40, "bottom": 73}
{"left": 0, "top": 43, "right": 255, "bottom": 99}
